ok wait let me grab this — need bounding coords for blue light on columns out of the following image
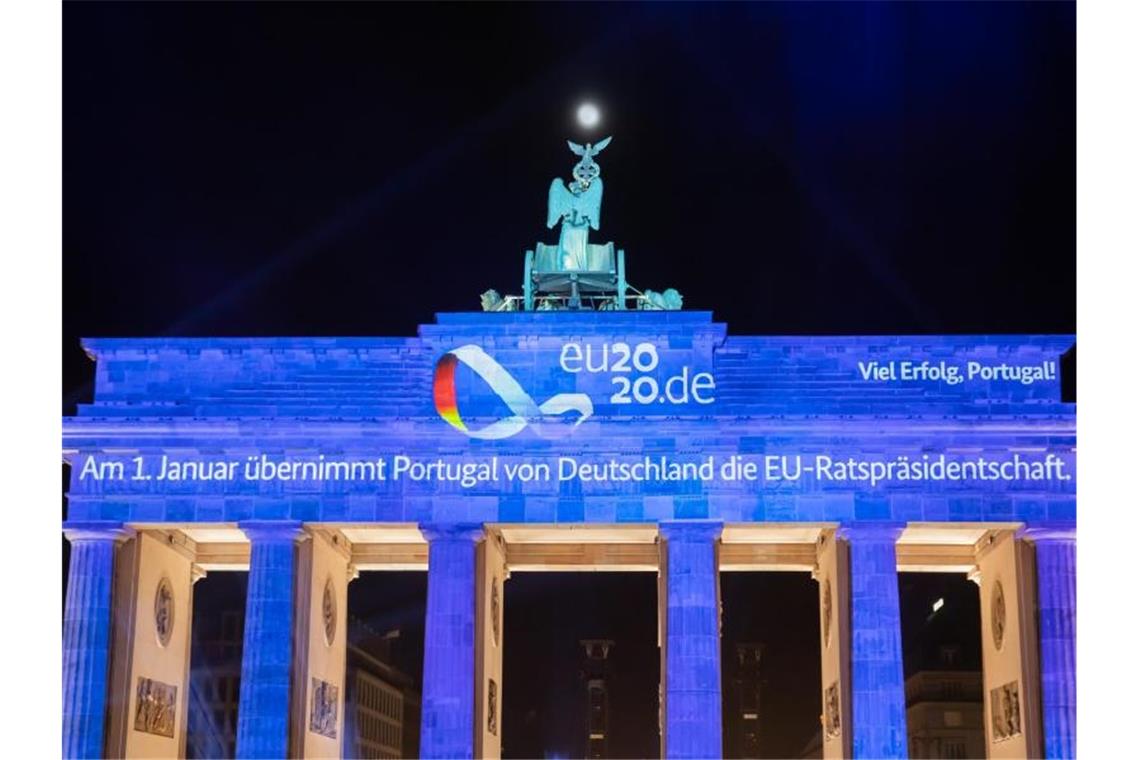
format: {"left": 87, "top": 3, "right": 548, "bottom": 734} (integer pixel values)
{"left": 1024, "top": 523, "right": 1076, "bottom": 759}
{"left": 235, "top": 520, "right": 305, "bottom": 759}
{"left": 419, "top": 523, "right": 484, "bottom": 760}
{"left": 62, "top": 522, "right": 130, "bottom": 760}
{"left": 841, "top": 522, "right": 908, "bottom": 759}
{"left": 659, "top": 520, "right": 724, "bottom": 759}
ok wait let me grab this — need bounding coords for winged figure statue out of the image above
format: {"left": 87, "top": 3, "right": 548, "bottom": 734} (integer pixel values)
{"left": 546, "top": 136, "right": 612, "bottom": 269}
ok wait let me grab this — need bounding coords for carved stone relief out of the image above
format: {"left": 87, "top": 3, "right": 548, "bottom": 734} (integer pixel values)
{"left": 824, "top": 681, "right": 841, "bottom": 739}
{"left": 154, "top": 576, "right": 173, "bottom": 647}
{"left": 134, "top": 677, "right": 177, "bottom": 738}
{"left": 822, "top": 578, "right": 833, "bottom": 649}
{"left": 309, "top": 677, "right": 339, "bottom": 739}
{"left": 491, "top": 576, "right": 501, "bottom": 646}
{"left": 488, "top": 678, "right": 498, "bottom": 736}
{"left": 989, "top": 680, "right": 1021, "bottom": 742}
{"left": 322, "top": 577, "right": 337, "bottom": 646}
{"left": 991, "top": 579, "right": 1007, "bottom": 651}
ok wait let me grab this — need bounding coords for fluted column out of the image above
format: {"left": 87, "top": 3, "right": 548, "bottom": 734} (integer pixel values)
{"left": 236, "top": 520, "right": 305, "bottom": 759}
{"left": 63, "top": 521, "right": 130, "bottom": 759}
{"left": 840, "top": 522, "right": 908, "bottom": 759}
{"left": 659, "top": 520, "right": 723, "bottom": 759}
{"left": 419, "top": 523, "right": 484, "bottom": 760}
{"left": 1024, "top": 523, "right": 1076, "bottom": 759}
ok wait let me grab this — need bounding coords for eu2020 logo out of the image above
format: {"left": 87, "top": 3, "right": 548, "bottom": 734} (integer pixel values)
{"left": 432, "top": 342, "right": 716, "bottom": 440}
{"left": 432, "top": 345, "right": 593, "bottom": 440}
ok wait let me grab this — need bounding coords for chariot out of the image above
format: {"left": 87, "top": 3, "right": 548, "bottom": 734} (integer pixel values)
{"left": 522, "top": 241, "right": 627, "bottom": 311}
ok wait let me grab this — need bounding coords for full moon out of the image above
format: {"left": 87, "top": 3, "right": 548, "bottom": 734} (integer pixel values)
{"left": 576, "top": 102, "right": 600, "bottom": 128}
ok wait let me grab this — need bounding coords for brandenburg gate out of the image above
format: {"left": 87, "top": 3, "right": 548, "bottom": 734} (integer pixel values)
{"left": 62, "top": 139, "right": 1075, "bottom": 759}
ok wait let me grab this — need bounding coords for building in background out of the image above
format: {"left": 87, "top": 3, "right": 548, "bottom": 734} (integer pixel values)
{"left": 343, "top": 618, "right": 421, "bottom": 760}
{"left": 579, "top": 639, "right": 615, "bottom": 759}
{"left": 905, "top": 669, "right": 985, "bottom": 759}
{"left": 725, "top": 642, "right": 766, "bottom": 758}
{"left": 186, "top": 607, "right": 243, "bottom": 759}
{"left": 900, "top": 578, "right": 986, "bottom": 760}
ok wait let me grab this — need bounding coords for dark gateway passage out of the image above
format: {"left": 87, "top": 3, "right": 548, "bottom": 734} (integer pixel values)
{"left": 187, "top": 572, "right": 248, "bottom": 759}
{"left": 502, "top": 573, "right": 660, "bottom": 759}
{"left": 898, "top": 573, "right": 984, "bottom": 760}
{"left": 345, "top": 572, "right": 428, "bottom": 759}
{"left": 720, "top": 572, "right": 822, "bottom": 759}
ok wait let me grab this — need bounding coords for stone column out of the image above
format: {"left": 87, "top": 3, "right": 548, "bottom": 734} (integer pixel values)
{"left": 419, "top": 523, "right": 484, "bottom": 760}
{"left": 659, "top": 520, "right": 723, "bottom": 759}
{"left": 976, "top": 529, "right": 1043, "bottom": 757}
{"left": 63, "top": 521, "right": 131, "bottom": 759}
{"left": 236, "top": 520, "right": 306, "bottom": 759}
{"left": 289, "top": 528, "right": 352, "bottom": 759}
{"left": 1024, "top": 524, "right": 1076, "bottom": 759}
{"left": 103, "top": 530, "right": 198, "bottom": 758}
{"left": 474, "top": 530, "right": 507, "bottom": 759}
{"left": 839, "top": 522, "right": 907, "bottom": 759}
{"left": 814, "top": 528, "right": 852, "bottom": 759}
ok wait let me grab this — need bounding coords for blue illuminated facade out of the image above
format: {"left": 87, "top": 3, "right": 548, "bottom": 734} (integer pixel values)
{"left": 62, "top": 311, "right": 1075, "bottom": 758}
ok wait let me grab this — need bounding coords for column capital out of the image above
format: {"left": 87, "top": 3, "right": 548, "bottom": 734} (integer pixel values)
{"left": 237, "top": 519, "right": 306, "bottom": 543}
{"left": 419, "top": 522, "right": 486, "bottom": 543}
{"left": 1018, "top": 521, "right": 1076, "bottom": 543}
{"left": 62, "top": 520, "right": 133, "bottom": 543}
{"left": 658, "top": 519, "right": 724, "bottom": 542}
{"left": 837, "top": 520, "right": 906, "bottom": 542}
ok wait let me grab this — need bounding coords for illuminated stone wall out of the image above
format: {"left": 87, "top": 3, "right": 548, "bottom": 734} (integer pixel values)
{"left": 65, "top": 312, "right": 1075, "bottom": 527}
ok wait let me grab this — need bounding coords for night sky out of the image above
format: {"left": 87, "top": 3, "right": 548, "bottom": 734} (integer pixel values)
{"left": 63, "top": 1, "right": 1075, "bottom": 410}
{"left": 64, "top": 2, "right": 1074, "bottom": 757}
